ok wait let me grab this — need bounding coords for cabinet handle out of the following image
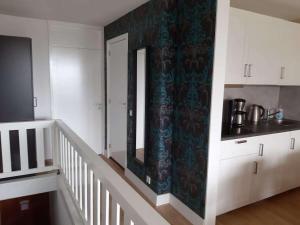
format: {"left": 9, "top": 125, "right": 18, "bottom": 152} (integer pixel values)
{"left": 280, "top": 66, "right": 285, "bottom": 80}
{"left": 33, "top": 97, "right": 38, "bottom": 107}
{"left": 290, "top": 138, "right": 296, "bottom": 150}
{"left": 248, "top": 64, "right": 252, "bottom": 77}
{"left": 235, "top": 140, "right": 247, "bottom": 144}
{"left": 259, "top": 144, "right": 264, "bottom": 156}
{"left": 254, "top": 161, "right": 258, "bottom": 175}
{"left": 244, "top": 64, "right": 248, "bottom": 77}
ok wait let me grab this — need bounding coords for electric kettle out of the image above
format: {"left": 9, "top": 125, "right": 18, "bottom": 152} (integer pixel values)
{"left": 248, "top": 105, "right": 265, "bottom": 123}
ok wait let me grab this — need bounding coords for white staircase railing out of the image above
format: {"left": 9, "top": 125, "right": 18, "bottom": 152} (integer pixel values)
{"left": 0, "top": 120, "right": 57, "bottom": 179}
{"left": 54, "top": 120, "right": 170, "bottom": 225}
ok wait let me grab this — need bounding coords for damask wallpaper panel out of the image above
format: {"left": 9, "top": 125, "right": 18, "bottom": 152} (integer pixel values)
{"left": 104, "top": 0, "right": 217, "bottom": 218}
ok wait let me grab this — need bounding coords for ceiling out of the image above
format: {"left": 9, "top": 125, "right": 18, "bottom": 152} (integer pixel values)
{"left": 0, "top": 0, "right": 148, "bottom": 26}
{"left": 231, "top": 0, "right": 300, "bottom": 22}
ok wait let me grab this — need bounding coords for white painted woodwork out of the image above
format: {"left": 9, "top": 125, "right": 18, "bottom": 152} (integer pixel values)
{"left": 282, "top": 130, "right": 300, "bottom": 190}
{"left": 19, "top": 129, "right": 29, "bottom": 171}
{"left": 55, "top": 119, "right": 169, "bottom": 225}
{"left": 107, "top": 34, "right": 128, "bottom": 168}
{"left": 1, "top": 131, "right": 12, "bottom": 173}
{"left": 0, "top": 173, "right": 57, "bottom": 201}
{"left": 0, "top": 120, "right": 56, "bottom": 179}
{"left": 36, "top": 128, "right": 46, "bottom": 168}
{"left": 217, "top": 154, "right": 257, "bottom": 215}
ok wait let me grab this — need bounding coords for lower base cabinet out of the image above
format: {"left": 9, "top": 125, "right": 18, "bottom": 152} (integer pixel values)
{"left": 218, "top": 131, "right": 300, "bottom": 215}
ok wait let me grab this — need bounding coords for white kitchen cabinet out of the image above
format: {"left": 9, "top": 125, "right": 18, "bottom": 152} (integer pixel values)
{"left": 282, "top": 130, "right": 300, "bottom": 190}
{"left": 226, "top": 8, "right": 300, "bottom": 85}
{"left": 218, "top": 131, "right": 300, "bottom": 215}
{"left": 225, "top": 8, "right": 247, "bottom": 84}
{"left": 251, "top": 132, "right": 290, "bottom": 202}
{"left": 245, "top": 14, "right": 283, "bottom": 85}
{"left": 279, "top": 22, "right": 300, "bottom": 86}
{"left": 217, "top": 154, "right": 257, "bottom": 215}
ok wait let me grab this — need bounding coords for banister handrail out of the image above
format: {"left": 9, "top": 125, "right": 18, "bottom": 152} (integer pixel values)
{"left": 55, "top": 119, "right": 170, "bottom": 225}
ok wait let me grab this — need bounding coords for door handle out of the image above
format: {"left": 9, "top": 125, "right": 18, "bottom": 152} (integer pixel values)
{"left": 244, "top": 64, "right": 248, "bottom": 77}
{"left": 290, "top": 138, "right": 296, "bottom": 150}
{"left": 254, "top": 161, "right": 258, "bottom": 175}
{"left": 259, "top": 144, "right": 264, "bottom": 156}
{"left": 235, "top": 140, "right": 247, "bottom": 144}
{"left": 248, "top": 64, "right": 252, "bottom": 77}
{"left": 280, "top": 66, "right": 285, "bottom": 80}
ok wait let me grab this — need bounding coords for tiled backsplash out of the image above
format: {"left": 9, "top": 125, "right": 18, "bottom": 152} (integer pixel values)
{"left": 279, "top": 86, "right": 300, "bottom": 120}
{"left": 224, "top": 85, "right": 280, "bottom": 111}
{"left": 224, "top": 85, "right": 300, "bottom": 121}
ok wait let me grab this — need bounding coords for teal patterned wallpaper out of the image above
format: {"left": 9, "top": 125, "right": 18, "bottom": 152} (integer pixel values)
{"left": 104, "top": 0, "right": 216, "bottom": 218}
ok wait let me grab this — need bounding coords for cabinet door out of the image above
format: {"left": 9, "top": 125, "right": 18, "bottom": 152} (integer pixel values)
{"left": 225, "top": 8, "right": 247, "bottom": 84}
{"left": 245, "top": 13, "right": 282, "bottom": 85}
{"left": 279, "top": 22, "right": 300, "bottom": 86}
{"left": 217, "top": 155, "right": 257, "bottom": 215}
{"left": 251, "top": 133, "right": 290, "bottom": 202}
{"left": 282, "top": 130, "right": 300, "bottom": 190}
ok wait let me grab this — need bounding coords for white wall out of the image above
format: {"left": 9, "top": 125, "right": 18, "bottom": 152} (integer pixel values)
{"left": 0, "top": 14, "right": 51, "bottom": 119}
{"left": 205, "top": 0, "right": 230, "bottom": 224}
{"left": 49, "top": 21, "right": 105, "bottom": 154}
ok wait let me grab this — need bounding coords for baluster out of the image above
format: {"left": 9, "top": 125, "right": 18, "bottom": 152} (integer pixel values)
{"left": 71, "top": 146, "right": 75, "bottom": 193}
{"left": 124, "top": 213, "right": 134, "bottom": 225}
{"left": 79, "top": 155, "right": 83, "bottom": 210}
{"left": 111, "top": 199, "right": 120, "bottom": 225}
{"left": 1, "top": 130, "right": 12, "bottom": 173}
{"left": 68, "top": 141, "right": 71, "bottom": 185}
{"left": 84, "top": 162, "right": 88, "bottom": 221}
{"left": 36, "top": 128, "right": 45, "bottom": 168}
{"left": 75, "top": 151, "right": 79, "bottom": 200}
{"left": 97, "top": 179, "right": 101, "bottom": 225}
{"left": 64, "top": 137, "right": 68, "bottom": 176}
{"left": 90, "top": 170, "right": 94, "bottom": 225}
{"left": 19, "top": 129, "right": 29, "bottom": 171}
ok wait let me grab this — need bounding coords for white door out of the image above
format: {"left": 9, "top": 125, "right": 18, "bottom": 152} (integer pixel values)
{"left": 245, "top": 13, "right": 282, "bottom": 85}
{"left": 51, "top": 47, "right": 104, "bottom": 154}
{"left": 251, "top": 133, "right": 290, "bottom": 202}
{"left": 282, "top": 130, "right": 300, "bottom": 190}
{"left": 225, "top": 8, "right": 248, "bottom": 85}
{"left": 217, "top": 154, "right": 257, "bottom": 215}
{"left": 107, "top": 34, "right": 128, "bottom": 168}
{"left": 279, "top": 22, "right": 300, "bottom": 86}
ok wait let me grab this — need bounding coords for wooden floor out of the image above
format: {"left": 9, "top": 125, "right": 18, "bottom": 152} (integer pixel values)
{"left": 101, "top": 156, "right": 192, "bottom": 225}
{"left": 217, "top": 188, "right": 300, "bottom": 225}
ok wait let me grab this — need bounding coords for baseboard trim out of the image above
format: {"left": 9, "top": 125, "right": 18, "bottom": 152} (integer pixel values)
{"left": 125, "top": 169, "right": 204, "bottom": 225}
{"left": 169, "top": 194, "right": 204, "bottom": 225}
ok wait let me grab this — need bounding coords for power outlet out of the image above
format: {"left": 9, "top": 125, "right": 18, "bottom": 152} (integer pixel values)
{"left": 146, "top": 176, "right": 151, "bottom": 185}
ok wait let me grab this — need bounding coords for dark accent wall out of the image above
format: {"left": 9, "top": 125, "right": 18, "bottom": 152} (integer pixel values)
{"left": 172, "top": 0, "right": 216, "bottom": 217}
{"left": 105, "top": 0, "right": 176, "bottom": 195}
{"left": 105, "top": 0, "right": 216, "bottom": 218}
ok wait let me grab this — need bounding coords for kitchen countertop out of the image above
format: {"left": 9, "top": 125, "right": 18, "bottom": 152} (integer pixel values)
{"left": 222, "top": 119, "right": 300, "bottom": 141}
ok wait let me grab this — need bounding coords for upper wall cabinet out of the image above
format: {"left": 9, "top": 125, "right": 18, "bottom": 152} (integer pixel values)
{"left": 226, "top": 8, "right": 300, "bottom": 85}
{"left": 279, "top": 23, "right": 300, "bottom": 86}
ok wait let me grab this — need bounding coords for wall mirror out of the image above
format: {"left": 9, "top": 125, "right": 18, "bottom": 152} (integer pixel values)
{"left": 134, "top": 47, "right": 148, "bottom": 164}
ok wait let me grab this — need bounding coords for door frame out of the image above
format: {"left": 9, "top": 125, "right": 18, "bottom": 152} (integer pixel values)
{"left": 106, "top": 33, "right": 129, "bottom": 166}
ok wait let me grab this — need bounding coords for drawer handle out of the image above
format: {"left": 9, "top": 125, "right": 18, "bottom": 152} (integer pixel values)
{"left": 290, "top": 138, "right": 296, "bottom": 150}
{"left": 259, "top": 144, "right": 264, "bottom": 156}
{"left": 235, "top": 140, "right": 247, "bottom": 144}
